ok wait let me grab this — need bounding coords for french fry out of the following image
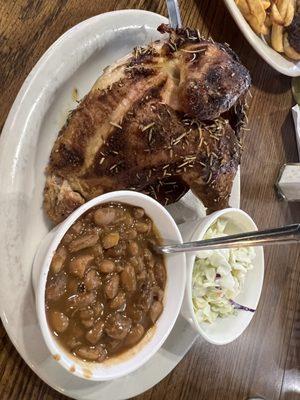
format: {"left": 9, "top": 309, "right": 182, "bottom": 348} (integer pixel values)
{"left": 283, "top": 33, "right": 300, "bottom": 59}
{"left": 236, "top": 0, "right": 269, "bottom": 34}
{"left": 270, "top": 0, "right": 294, "bottom": 53}
{"left": 277, "top": 0, "right": 290, "bottom": 22}
{"left": 271, "top": 3, "right": 285, "bottom": 25}
{"left": 235, "top": 0, "right": 251, "bottom": 15}
{"left": 246, "top": 0, "right": 267, "bottom": 25}
{"left": 245, "top": 13, "right": 268, "bottom": 34}
{"left": 284, "top": 2, "right": 295, "bottom": 26}
{"left": 271, "top": 24, "right": 284, "bottom": 52}
{"left": 260, "top": 22, "right": 270, "bottom": 35}
{"left": 261, "top": 0, "right": 271, "bottom": 9}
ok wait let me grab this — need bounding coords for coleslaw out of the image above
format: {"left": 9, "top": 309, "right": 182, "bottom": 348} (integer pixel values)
{"left": 192, "top": 218, "right": 256, "bottom": 324}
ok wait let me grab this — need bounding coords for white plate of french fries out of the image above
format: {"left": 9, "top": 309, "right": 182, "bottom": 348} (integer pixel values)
{"left": 224, "top": 0, "right": 300, "bottom": 76}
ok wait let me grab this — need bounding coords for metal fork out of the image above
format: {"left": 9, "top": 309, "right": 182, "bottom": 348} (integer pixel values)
{"left": 166, "top": 0, "right": 182, "bottom": 28}
{"left": 154, "top": 224, "right": 300, "bottom": 254}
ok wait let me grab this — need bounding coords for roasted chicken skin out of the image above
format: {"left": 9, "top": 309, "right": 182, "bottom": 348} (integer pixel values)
{"left": 44, "top": 25, "right": 251, "bottom": 224}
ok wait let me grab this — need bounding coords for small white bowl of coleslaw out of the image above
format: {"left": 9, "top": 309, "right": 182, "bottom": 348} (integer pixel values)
{"left": 179, "top": 208, "right": 264, "bottom": 345}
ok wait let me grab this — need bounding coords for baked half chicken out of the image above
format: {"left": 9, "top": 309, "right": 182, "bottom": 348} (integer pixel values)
{"left": 44, "top": 24, "right": 251, "bottom": 224}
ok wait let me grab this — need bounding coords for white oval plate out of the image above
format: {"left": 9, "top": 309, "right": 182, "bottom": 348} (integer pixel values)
{"left": 0, "top": 10, "right": 240, "bottom": 400}
{"left": 224, "top": 0, "right": 300, "bottom": 77}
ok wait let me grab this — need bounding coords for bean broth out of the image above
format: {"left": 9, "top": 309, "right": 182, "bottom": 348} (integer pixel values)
{"left": 45, "top": 202, "right": 166, "bottom": 363}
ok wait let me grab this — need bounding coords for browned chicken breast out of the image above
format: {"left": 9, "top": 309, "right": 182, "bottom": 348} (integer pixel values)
{"left": 44, "top": 24, "right": 251, "bottom": 224}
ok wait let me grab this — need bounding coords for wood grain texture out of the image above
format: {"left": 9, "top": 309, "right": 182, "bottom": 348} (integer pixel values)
{"left": 0, "top": 0, "right": 299, "bottom": 399}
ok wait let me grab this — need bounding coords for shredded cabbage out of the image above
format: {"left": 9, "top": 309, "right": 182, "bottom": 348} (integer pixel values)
{"left": 192, "top": 218, "right": 256, "bottom": 324}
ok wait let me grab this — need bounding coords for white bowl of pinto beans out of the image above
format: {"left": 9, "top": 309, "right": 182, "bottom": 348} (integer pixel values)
{"left": 32, "top": 190, "right": 186, "bottom": 381}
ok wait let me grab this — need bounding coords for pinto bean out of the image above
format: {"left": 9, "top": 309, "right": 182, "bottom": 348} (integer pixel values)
{"left": 106, "top": 338, "right": 122, "bottom": 353}
{"left": 99, "top": 259, "right": 115, "bottom": 273}
{"left": 71, "top": 220, "right": 83, "bottom": 234}
{"left": 124, "top": 324, "right": 145, "bottom": 346}
{"left": 81, "top": 318, "right": 94, "bottom": 329}
{"left": 149, "top": 301, "right": 163, "bottom": 323}
{"left": 64, "top": 324, "right": 84, "bottom": 349}
{"left": 93, "top": 244, "right": 103, "bottom": 259}
{"left": 148, "top": 270, "right": 156, "bottom": 285}
{"left": 109, "top": 291, "right": 126, "bottom": 310}
{"left": 152, "top": 286, "right": 164, "bottom": 302}
{"left": 50, "top": 311, "right": 69, "bottom": 333}
{"left": 127, "top": 241, "right": 139, "bottom": 256}
{"left": 84, "top": 269, "right": 101, "bottom": 291}
{"left": 69, "top": 254, "right": 94, "bottom": 279}
{"left": 143, "top": 248, "right": 154, "bottom": 268}
{"left": 116, "top": 264, "right": 124, "bottom": 273}
{"left": 104, "top": 274, "right": 120, "bottom": 299}
{"left": 70, "top": 324, "right": 85, "bottom": 339}
{"left": 68, "top": 232, "right": 99, "bottom": 253}
{"left": 85, "top": 320, "right": 104, "bottom": 345}
{"left": 126, "top": 229, "right": 137, "bottom": 239}
{"left": 78, "top": 304, "right": 94, "bottom": 328}
{"left": 62, "top": 231, "right": 73, "bottom": 245}
{"left": 67, "top": 278, "right": 79, "bottom": 294}
{"left": 106, "top": 241, "right": 126, "bottom": 257}
{"left": 130, "top": 257, "right": 145, "bottom": 274}
{"left": 137, "top": 270, "right": 147, "bottom": 281}
{"left": 94, "top": 208, "right": 116, "bottom": 226}
{"left": 50, "top": 247, "right": 67, "bottom": 274}
{"left": 67, "top": 337, "right": 82, "bottom": 350}
{"left": 75, "top": 345, "right": 107, "bottom": 362}
{"left": 93, "top": 302, "right": 104, "bottom": 318}
{"left": 133, "top": 208, "right": 145, "bottom": 219}
{"left": 121, "top": 212, "right": 133, "bottom": 226}
{"left": 102, "top": 232, "right": 120, "bottom": 249}
{"left": 135, "top": 221, "right": 150, "bottom": 233}
{"left": 128, "top": 308, "right": 143, "bottom": 324}
{"left": 80, "top": 308, "right": 94, "bottom": 320}
{"left": 136, "top": 282, "right": 152, "bottom": 312}
{"left": 67, "top": 290, "right": 97, "bottom": 308}
{"left": 121, "top": 264, "right": 136, "bottom": 292}
{"left": 46, "top": 274, "right": 67, "bottom": 302}
{"left": 105, "top": 313, "right": 132, "bottom": 340}
{"left": 154, "top": 262, "right": 166, "bottom": 289}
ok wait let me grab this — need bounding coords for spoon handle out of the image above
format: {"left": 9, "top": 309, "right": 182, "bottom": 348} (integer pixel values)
{"left": 156, "top": 224, "right": 300, "bottom": 254}
{"left": 166, "top": 0, "right": 182, "bottom": 28}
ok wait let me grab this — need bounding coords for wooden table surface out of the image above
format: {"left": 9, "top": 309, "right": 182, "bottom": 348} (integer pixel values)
{"left": 0, "top": 0, "right": 299, "bottom": 399}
